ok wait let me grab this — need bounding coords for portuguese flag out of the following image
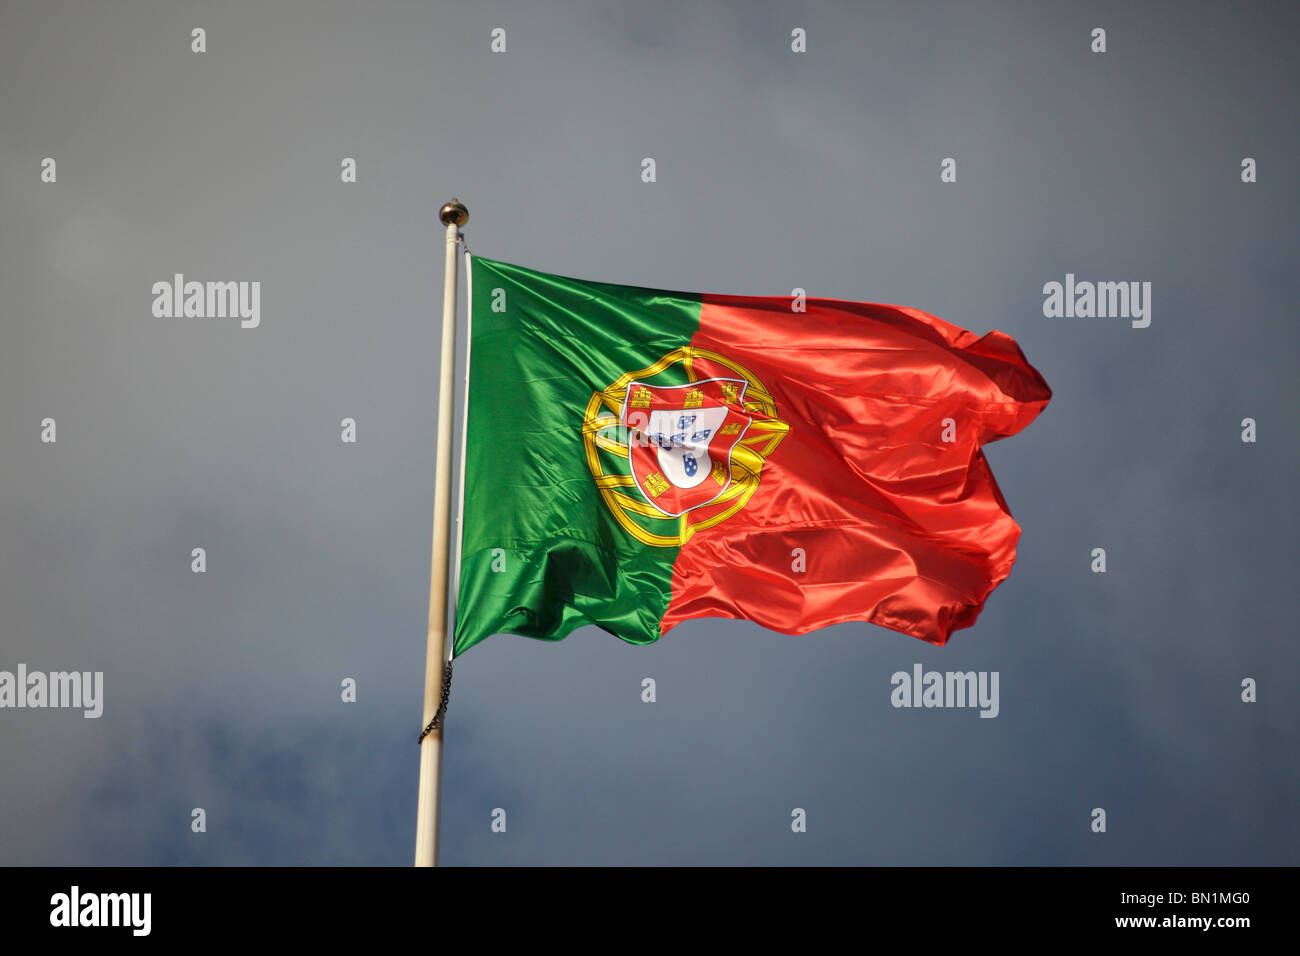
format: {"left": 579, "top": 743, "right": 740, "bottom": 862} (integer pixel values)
{"left": 453, "top": 256, "right": 1051, "bottom": 657}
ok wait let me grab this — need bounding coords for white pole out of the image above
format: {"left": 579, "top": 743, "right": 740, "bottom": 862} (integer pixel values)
{"left": 415, "top": 198, "right": 468, "bottom": 867}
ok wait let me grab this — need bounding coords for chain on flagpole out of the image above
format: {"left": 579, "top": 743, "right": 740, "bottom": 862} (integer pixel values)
{"left": 418, "top": 662, "right": 453, "bottom": 743}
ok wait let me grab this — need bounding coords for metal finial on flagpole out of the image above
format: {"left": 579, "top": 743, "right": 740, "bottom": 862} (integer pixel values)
{"left": 440, "top": 198, "right": 468, "bottom": 227}
{"left": 415, "top": 196, "right": 468, "bottom": 867}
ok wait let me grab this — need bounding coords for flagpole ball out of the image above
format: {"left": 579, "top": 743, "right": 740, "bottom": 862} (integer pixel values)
{"left": 440, "top": 198, "right": 469, "bottom": 227}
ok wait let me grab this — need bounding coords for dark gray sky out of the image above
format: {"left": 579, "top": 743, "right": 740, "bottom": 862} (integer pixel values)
{"left": 1, "top": 0, "right": 1296, "bottom": 865}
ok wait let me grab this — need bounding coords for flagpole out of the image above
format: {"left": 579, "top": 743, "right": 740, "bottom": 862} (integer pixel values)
{"left": 414, "top": 197, "right": 468, "bottom": 867}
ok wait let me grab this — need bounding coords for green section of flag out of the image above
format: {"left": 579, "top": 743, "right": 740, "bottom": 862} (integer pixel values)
{"left": 453, "top": 257, "right": 701, "bottom": 657}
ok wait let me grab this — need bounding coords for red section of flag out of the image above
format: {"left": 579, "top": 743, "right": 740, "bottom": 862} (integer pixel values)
{"left": 661, "top": 295, "right": 1052, "bottom": 644}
